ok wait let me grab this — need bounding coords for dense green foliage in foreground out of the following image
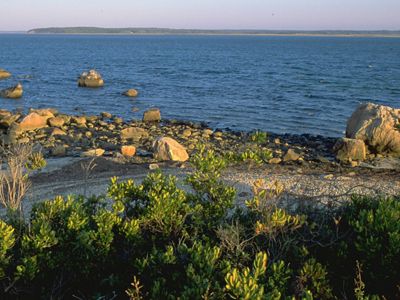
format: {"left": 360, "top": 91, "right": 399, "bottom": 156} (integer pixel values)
{"left": 0, "top": 148, "right": 399, "bottom": 299}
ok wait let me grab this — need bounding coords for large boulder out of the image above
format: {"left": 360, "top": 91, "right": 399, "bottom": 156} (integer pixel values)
{"left": 18, "top": 112, "right": 50, "bottom": 131}
{"left": 143, "top": 108, "right": 161, "bottom": 122}
{"left": 334, "top": 138, "right": 366, "bottom": 162}
{"left": 0, "top": 69, "right": 11, "bottom": 79}
{"left": 153, "top": 137, "right": 189, "bottom": 162}
{"left": 123, "top": 89, "right": 139, "bottom": 97}
{"left": 120, "top": 127, "right": 149, "bottom": 141}
{"left": 346, "top": 103, "right": 400, "bottom": 156}
{"left": 0, "top": 83, "right": 23, "bottom": 99}
{"left": 78, "top": 70, "right": 104, "bottom": 88}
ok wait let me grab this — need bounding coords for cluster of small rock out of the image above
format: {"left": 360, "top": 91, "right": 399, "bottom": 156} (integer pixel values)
{"left": 0, "top": 104, "right": 333, "bottom": 167}
{"left": 3, "top": 67, "right": 395, "bottom": 168}
{"left": 0, "top": 107, "right": 239, "bottom": 163}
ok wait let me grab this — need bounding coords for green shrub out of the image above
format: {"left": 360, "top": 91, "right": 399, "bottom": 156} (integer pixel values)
{"left": 187, "top": 146, "right": 236, "bottom": 227}
{"left": 297, "top": 258, "right": 333, "bottom": 299}
{"left": 0, "top": 161, "right": 398, "bottom": 299}
{"left": 344, "top": 196, "right": 400, "bottom": 295}
{"left": 249, "top": 131, "right": 268, "bottom": 145}
{"left": 0, "top": 220, "right": 15, "bottom": 278}
{"left": 225, "top": 252, "right": 267, "bottom": 299}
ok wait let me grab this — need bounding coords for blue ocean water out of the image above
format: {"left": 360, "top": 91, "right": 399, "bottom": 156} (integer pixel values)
{"left": 1, "top": 34, "right": 400, "bottom": 137}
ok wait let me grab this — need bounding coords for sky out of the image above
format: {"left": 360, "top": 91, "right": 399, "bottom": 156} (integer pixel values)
{"left": 1, "top": 0, "right": 400, "bottom": 31}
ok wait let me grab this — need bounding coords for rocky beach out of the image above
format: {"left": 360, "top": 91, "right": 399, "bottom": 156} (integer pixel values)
{"left": 1, "top": 24, "right": 400, "bottom": 298}
{"left": 0, "top": 69, "right": 399, "bottom": 212}
{"left": 0, "top": 105, "right": 397, "bottom": 213}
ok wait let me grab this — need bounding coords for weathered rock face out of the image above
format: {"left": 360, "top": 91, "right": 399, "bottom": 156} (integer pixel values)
{"left": 0, "top": 69, "right": 11, "bottom": 79}
{"left": 346, "top": 103, "right": 400, "bottom": 156}
{"left": 120, "top": 127, "right": 149, "bottom": 141}
{"left": 153, "top": 137, "right": 189, "bottom": 162}
{"left": 143, "top": 108, "right": 161, "bottom": 122}
{"left": 18, "top": 112, "right": 50, "bottom": 131}
{"left": 123, "top": 89, "right": 139, "bottom": 97}
{"left": 334, "top": 138, "right": 366, "bottom": 162}
{"left": 78, "top": 70, "right": 104, "bottom": 88}
{"left": 0, "top": 83, "right": 23, "bottom": 99}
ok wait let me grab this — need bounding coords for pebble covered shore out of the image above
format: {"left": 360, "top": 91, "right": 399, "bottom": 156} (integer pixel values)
{"left": 0, "top": 107, "right": 339, "bottom": 164}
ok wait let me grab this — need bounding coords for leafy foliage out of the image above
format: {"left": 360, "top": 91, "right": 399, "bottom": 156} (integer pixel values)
{"left": 0, "top": 149, "right": 398, "bottom": 299}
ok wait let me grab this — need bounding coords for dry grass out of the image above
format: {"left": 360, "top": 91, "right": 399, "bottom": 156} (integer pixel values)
{"left": 0, "top": 144, "right": 34, "bottom": 212}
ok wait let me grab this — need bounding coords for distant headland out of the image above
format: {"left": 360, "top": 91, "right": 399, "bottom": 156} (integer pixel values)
{"left": 26, "top": 27, "right": 400, "bottom": 37}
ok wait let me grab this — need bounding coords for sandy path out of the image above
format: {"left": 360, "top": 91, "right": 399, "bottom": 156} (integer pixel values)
{"left": 16, "top": 156, "right": 398, "bottom": 215}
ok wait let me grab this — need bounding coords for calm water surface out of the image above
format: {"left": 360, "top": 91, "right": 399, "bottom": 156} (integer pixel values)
{"left": 1, "top": 34, "right": 400, "bottom": 137}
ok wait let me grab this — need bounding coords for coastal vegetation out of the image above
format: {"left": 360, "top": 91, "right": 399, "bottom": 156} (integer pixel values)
{"left": 0, "top": 146, "right": 399, "bottom": 299}
{"left": 0, "top": 64, "right": 399, "bottom": 298}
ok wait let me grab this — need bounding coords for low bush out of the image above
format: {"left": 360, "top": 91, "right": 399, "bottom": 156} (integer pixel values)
{"left": 0, "top": 148, "right": 398, "bottom": 299}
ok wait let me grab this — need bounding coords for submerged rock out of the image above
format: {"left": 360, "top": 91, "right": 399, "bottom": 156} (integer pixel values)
{"left": 0, "top": 69, "right": 11, "bottom": 79}
{"left": 123, "top": 89, "right": 139, "bottom": 97}
{"left": 143, "top": 108, "right": 161, "bottom": 122}
{"left": 346, "top": 103, "right": 400, "bottom": 156}
{"left": 78, "top": 70, "right": 104, "bottom": 88}
{"left": 153, "top": 137, "right": 189, "bottom": 162}
{"left": 334, "top": 137, "right": 366, "bottom": 162}
{"left": 101, "top": 112, "right": 112, "bottom": 119}
{"left": 0, "top": 83, "right": 23, "bottom": 99}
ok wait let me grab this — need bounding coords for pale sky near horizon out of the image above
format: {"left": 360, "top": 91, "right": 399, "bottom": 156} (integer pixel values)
{"left": 1, "top": 0, "right": 399, "bottom": 31}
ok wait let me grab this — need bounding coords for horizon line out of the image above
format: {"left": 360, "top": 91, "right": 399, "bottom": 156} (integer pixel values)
{"left": 2, "top": 26, "right": 400, "bottom": 33}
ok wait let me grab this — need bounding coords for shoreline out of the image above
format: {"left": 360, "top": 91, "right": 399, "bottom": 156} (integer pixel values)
{"left": 0, "top": 108, "right": 397, "bottom": 171}
{"left": 0, "top": 108, "right": 398, "bottom": 214}
{"left": 19, "top": 32, "right": 400, "bottom": 38}
{"left": 0, "top": 108, "right": 338, "bottom": 162}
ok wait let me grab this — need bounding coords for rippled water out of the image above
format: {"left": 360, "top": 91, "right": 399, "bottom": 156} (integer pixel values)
{"left": 1, "top": 34, "right": 400, "bottom": 137}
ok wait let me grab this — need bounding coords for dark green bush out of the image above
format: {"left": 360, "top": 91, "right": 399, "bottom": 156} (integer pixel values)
{"left": 0, "top": 148, "right": 398, "bottom": 299}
